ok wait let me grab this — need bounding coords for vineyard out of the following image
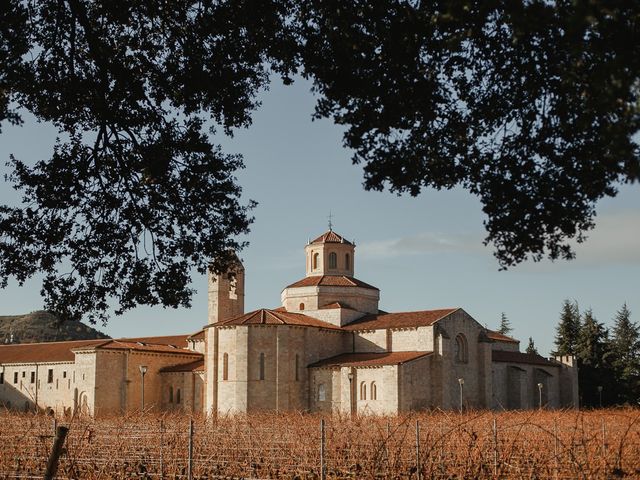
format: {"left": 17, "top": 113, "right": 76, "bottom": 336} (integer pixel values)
{"left": 1, "top": 408, "right": 639, "bottom": 479}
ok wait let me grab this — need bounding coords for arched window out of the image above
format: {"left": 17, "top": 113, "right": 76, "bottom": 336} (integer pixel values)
{"left": 295, "top": 354, "right": 300, "bottom": 381}
{"left": 455, "top": 334, "right": 468, "bottom": 363}
{"left": 176, "top": 388, "right": 181, "bottom": 404}
{"left": 299, "top": 303, "right": 305, "bottom": 310}
{"left": 345, "top": 253, "right": 350, "bottom": 269}
{"left": 371, "top": 382, "right": 377, "bottom": 400}
{"left": 312, "top": 252, "right": 319, "bottom": 270}
{"left": 328, "top": 252, "right": 337, "bottom": 269}
{"left": 360, "top": 381, "right": 367, "bottom": 400}
{"left": 169, "top": 386, "right": 174, "bottom": 403}
{"left": 223, "top": 353, "right": 229, "bottom": 381}
{"left": 259, "top": 352, "right": 265, "bottom": 380}
{"left": 318, "top": 383, "right": 326, "bottom": 402}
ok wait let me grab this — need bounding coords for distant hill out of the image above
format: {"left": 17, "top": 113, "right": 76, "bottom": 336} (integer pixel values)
{"left": 0, "top": 311, "right": 110, "bottom": 344}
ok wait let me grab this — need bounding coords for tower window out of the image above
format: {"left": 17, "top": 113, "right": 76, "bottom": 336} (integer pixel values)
{"left": 169, "top": 386, "right": 174, "bottom": 403}
{"left": 312, "top": 252, "right": 319, "bottom": 270}
{"left": 47, "top": 369, "right": 53, "bottom": 384}
{"left": 345, "top": 253, "right": 350, "bottom": 270}
{"left": 328, "top": 252, "right": 337, "bottom": 269}
{"left": 371, "top": 382, "right": 377, "bottom": 400}
{"left": 223, "top": 353, "right": 229, "bottom": 381}
{"left": 259, "top": 353, "right": 265, "bottom": 380}
{"left": 30, "top": 372, "right": 35, "bottom": 384}
{"left": 176, "top": 389, "right": 181, "bottom": 404}
{"left": 299, "top": 303, "right": 305, "bottom": 310}
{"left": 295, "top": 354, "right": 300, "bottom": 381}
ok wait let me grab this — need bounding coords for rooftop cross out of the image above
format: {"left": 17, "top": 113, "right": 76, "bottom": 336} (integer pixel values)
{"left": 328, "top": 211, "right": 333, "bottom": 231}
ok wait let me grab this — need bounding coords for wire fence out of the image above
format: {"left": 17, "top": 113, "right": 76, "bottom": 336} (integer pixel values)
{"left": 1, "top": 408, "right": 639, "bottom": 479}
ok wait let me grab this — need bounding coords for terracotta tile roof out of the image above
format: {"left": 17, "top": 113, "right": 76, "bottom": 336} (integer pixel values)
{"left": 285, "top": 275, "right": 378, "bottom": 290}
{"left": 0, "top": 335, "right": 195, "bottom": 364}
{"left": 272, "top": 306, "right": 287, "bottom": 312}
{"left": 343, "top": 308, "right": 458, "bottom": 331}
{"left": 492, "top": 350, "right": 559, "bottom": 367}
{"left": 121, "top": 335, "right": 189, "bottom": 348}
{"left": 486, "top": 330, "right": 519, "bottom": 344}
{"left": 187, "top": 330, "right": 205, "bottom": 341}
{"left": 90, "top": 340, "right": 201, "bottom": 356}
{"left": 215, "top": 309, "right": 342, "bottom": 330}
{"left": 160, "top": 358, "right": 204, "bottom": 373}
{"left": 309, "top": 351, "right": 432, "bottom": 368}
{"left": 310, "top": 230, "right": 353, "bottom": 245}
{"left": 319, "top": 302, "right": 355, "bottom": 310}
{"left": 0, "top": 340, "right": 108, "bottom": 363}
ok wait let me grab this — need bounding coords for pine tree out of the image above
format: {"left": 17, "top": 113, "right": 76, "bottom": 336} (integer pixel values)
{"left": 576, "top": 308, "right": 613, "bottom": 407}
{"left": 610, "top": 303, "right": 640, "bottom": 403}
{"left": 498, "top": 312, "right": 513, "bottom": 335}
{"left": 526, "top": 337, "right": 539, "bottom": 355}
{"left": 553, "top": 300, "right": 581, "bottom": 356}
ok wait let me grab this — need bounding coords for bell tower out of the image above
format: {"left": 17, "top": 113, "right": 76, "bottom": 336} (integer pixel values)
{"left": 304, "top": 230, "right": 355, "bottom": 277}
{"left": 208, "top": 258, "right": 245, "bottom": 324}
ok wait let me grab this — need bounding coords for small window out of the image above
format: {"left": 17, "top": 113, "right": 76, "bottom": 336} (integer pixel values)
{"left": 455, "top": 334, "right": 468, "bottom": 364}
{"left": 371, "top": 382, "right": 377, "bottom": 400}
{"left": 295, "top": 354, "right": 300, "bottom": 382}
{"left": 176, "top": 389, "right": 181, "bottom": 404}
{"left": 48, "top": 369, "right": 54, "bottom": 384}
{"left": 30, "top": 372, "right": 35, "bottom": 384}
{"left": 223, "top": 353, "right": 229, "bottom": 381}
{"left": 169, "top": 386, "right": 174, "bottom": 403}
{"left": 22, "top": 371, "right": 25, "bottom": 378}
{"left": 345, "top": 253, "right": 350, "bottom": 270}
{"left": 312, "top": 252, "right": 319, "bottom": 270}
{"left": 318, "top": 383, "right": 326, "bottom": 402}
{"left": 0, "top": 372, "right": 4, "bottom": 384}
{"left": 56, "top": 379, "right": 59, "bottom": 390}
{"left": 13, "top": 372, "right": 18, "bottom": 384}
{"left": 328, "top": 252, "right": 337, "bottom": 269}
{"left": 63, "top": 371, "right": 67, "bottom": 379}
{"left": 259, "top": 353, "right": 265, "bottom": 380}
{"left": 299, "top": 303, "right": 305, "bottom": 310}
{"left": 360, "top": 381, "right": 367, "bottom": 400}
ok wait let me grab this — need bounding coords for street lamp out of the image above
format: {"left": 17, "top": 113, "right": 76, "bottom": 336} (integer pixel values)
{"left": 347, "top": 372, "right": 354, "bottom": 416}
{"left": 537, "top": 383, "right": 543, "bottom": 409}
{"left": 139, "top": 365, "right": 148, "bottom": 411}
{"left": 458, "top": 378, "right": 464, "bottom": 413}
{"left": 597, "top": 385, "right": 603, "bottom": 408}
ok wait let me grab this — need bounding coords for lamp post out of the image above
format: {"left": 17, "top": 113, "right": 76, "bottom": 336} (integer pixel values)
{"left": 458, "top": 378, "right": 464, "bottom": 413}
{"left": 597, "top": 385, "right": 603, "bottom": 408}
{"left": 139, "top": 365, "right": 148, "bottom": 411}
{"left": 537, "top": 383, "right": 543, "bottom": 409}
{"left": 347, "top": 371, "right": 354, "bottom": 417}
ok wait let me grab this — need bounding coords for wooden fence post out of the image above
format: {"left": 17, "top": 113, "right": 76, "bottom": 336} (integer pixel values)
{"left": 187, "top": 418, "right": 194, "bottom": 480}
{"left": 44, "top": 426, "right": 69, "bottom": 480}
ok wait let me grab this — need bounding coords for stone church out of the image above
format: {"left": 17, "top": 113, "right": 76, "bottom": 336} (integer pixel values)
{"left": 0, "top": 229, "right": 578, "bottom": 415}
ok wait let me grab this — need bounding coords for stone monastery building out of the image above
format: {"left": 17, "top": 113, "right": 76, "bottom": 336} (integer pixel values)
{"left": 0, "top": 230, "right": 578, "bottom": 416}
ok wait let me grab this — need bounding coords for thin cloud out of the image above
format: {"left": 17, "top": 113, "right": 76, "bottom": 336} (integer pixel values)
{"left": 357, "top": 231, "right": 484, "bottom": 259}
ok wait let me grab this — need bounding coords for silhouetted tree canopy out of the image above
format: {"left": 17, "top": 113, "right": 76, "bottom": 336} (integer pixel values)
{"left": 1, "top": 1, "right": 638, "bottom": 322}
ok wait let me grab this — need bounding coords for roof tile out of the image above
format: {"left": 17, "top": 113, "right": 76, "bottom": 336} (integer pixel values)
{"left": 486, "top": 330, "right": 519, "bottom": 344}
{"left": 343, "top": 309, "right": 458, "bottom": 331}
{"left": 492, "top": 350, "right": 559, "bottom": 367}
{"left": 215, "top": 309, "right": 342, "bottom": 330}
{"left": 310, "top": 231, "right": 353, "bottom": 245}
{"left": 285, "top": 275, "right": 378, "bottom": 290}
{"left": 309, "top": 351, "right": 432, "bottom": 368}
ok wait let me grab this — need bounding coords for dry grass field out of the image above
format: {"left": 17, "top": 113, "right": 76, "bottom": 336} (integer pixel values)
{"left": 1, "top": 408, "right": 639, "bottom": 479}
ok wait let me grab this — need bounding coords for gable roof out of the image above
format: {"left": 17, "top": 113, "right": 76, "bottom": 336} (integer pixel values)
{"left": 0, "top": 334, "right": 195, "bottom": 365}
{"left": 214, "top": 309, "right": 342, "bottom": 330}
{"left": 309, "top": 351, "right": 431, "bottom": 368}
{"left": 342, "top": 308, "right": 459, "bottom": 331}
{"left": 492, "top": 350, "right": 559, "bottom": 367}
{"left": 160, "top": 358, "right": 204, "bottom": 373}
{"left": 310, "top": 230, "right": 353, "bottom": 245}
{"left": 285, "top": 275, "right": 378, "bottom": 290}
{"left": 486, "top": 330, "right": 519, "bottom": 344}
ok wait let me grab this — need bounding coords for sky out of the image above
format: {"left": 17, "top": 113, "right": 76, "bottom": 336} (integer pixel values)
{"left": 1, "top": 77, "right": 638, "bottom": 356}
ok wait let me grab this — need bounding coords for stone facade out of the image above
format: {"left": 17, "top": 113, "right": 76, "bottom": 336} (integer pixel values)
{"left": 0, "top": 229, "right": 579, "bottom": 416}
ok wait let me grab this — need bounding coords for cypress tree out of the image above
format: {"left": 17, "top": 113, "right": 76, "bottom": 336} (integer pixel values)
{"left": 610, "top": 303, "right": 640, "bottom": 403}
{"left": 553, "top": 300, "right": 580, "bottom": 356}
{"left": 498, "top": 312, "right": 513, "bottom": 335}
{"left": 526, "top": 337, "right": 539, "bottom": 355}
{"left": 576, "top": 308, "right": 613, "bottom": 407}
